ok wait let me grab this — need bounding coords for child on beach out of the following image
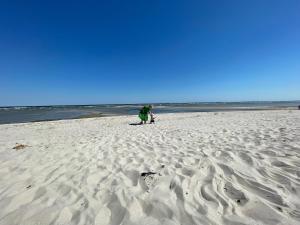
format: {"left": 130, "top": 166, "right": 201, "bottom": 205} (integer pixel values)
{"left": 150, "top": 112, "right": 155, "bottom": 124}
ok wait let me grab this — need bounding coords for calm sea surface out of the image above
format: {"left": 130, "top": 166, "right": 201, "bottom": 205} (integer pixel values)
{"left": 0, "top": 101, "right": 299, "bottom": 124}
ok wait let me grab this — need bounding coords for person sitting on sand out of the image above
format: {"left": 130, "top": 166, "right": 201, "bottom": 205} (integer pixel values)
{"left": 139, "top": 105, "right": 152, "bottom": 124}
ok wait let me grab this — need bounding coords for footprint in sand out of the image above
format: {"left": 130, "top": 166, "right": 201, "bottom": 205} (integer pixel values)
{"left": 140, "top": 165, "right": 166, "bottom": 191}
{"left": 141, "top": 172, "right": 159, "bottom": 191}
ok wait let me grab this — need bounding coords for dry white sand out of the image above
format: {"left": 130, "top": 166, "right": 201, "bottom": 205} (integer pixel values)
{"left": 0, "top": 110, "right": 300, "bottom": 225}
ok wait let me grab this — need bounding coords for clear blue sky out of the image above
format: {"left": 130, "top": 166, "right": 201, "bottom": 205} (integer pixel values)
{"left": 0, "top": 0, "right": 299, "bottom": 106}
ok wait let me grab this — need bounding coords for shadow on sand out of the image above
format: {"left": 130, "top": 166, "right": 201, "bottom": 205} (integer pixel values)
{"left": 129, "top": 122, "right": 143, "bottom": 126}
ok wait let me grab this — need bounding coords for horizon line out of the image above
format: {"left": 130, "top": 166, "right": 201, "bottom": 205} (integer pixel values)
{"left": 1, "top": 99, "right": 300, "bottom": 108}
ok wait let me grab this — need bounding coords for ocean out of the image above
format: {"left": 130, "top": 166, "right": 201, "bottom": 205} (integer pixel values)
{"left": 0, "top": 101, "right": 299, "bottom": 124}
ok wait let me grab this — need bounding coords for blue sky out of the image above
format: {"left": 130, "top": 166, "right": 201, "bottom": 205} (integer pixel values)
{"left": 0, "top": 0, "right": 299, "bottom": 106}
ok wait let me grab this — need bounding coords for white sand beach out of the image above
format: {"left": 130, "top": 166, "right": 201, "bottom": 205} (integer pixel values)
{"left": 0, "top": 110, "right": 300, "bottom": 225}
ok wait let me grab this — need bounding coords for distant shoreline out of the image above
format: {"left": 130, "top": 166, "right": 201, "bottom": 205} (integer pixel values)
{"left": 1, "top": 100, "right": 300, "bottom": 109}
{"left": 0, "top": 107, "right": 298, "bottom": 125}
{"left": 1, "top": 101, "right": 299, "bottom": 125}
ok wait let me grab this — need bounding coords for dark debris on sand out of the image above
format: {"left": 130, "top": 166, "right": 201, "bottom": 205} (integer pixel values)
{"left": 13, "top": 143, "right": 29, "bottom": 150}
{"left": 141, "top": 172, "right": 157, "bottom": 177}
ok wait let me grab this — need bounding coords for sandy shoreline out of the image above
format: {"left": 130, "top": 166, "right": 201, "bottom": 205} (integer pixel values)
{"left": 0, "top": 110, "right": 300, "bottom": 225}
{"left": 1, "top": 103, "right": 299, "bottom": 125}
